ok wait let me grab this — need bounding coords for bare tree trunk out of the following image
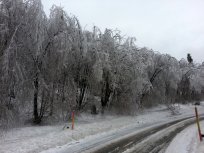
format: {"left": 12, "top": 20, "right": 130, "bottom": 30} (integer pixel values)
{"left": 139, "top": 68, "right": 162, "bottom": 107}
{"left": 33, "top": 72, "right": 39, "bottom": 123}
{"left": 49, "top": 83, "right": 55, "bottom": 116}
{"left": 40, "top": 89, "right": 45, "bottom": 119}
{"left": 61, "top": 73, "right": 66, "bottom": 104}
{"left": 101, "top": 80, "right": 111, "bottom": 114}
{"left": 77, "top": 84, "right": 87, "bottom": 110}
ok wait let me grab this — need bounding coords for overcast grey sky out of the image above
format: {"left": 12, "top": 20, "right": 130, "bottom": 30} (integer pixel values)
{"left": 42, "top": 0, "right": 204, "bottom": 63}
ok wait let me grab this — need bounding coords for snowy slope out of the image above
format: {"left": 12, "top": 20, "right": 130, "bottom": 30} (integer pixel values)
{"left": 0, "top": 104, "right": 203, "bottom": 153}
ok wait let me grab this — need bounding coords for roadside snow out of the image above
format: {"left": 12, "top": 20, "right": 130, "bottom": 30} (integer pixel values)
{"left": 196, "top": 141, "right": 204, "bottom": 153}
{"left": 165, "top": 121, "right": 204, "bottom": 153}
{"left": 165, "top": 123, "right": 200, "bottom": 153}
{"left": 0, "top": 103, "right": 203, "bottom": 153}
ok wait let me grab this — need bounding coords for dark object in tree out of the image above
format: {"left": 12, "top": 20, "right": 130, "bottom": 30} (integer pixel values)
{"left": 187, "top": 53, "right": 193, "bottom": 64}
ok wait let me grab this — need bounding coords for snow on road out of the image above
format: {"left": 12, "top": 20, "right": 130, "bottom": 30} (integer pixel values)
{"left": 165, "top": 120, "right": 204, "bottom": 153}
{"left": 0, "top": 103, "right": 203, "bottom": 153}
{"left": 196, "top": 141, "right": 204, "bottom": 153}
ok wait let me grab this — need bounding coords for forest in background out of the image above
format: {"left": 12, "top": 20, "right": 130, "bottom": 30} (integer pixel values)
{"left": 0, "top": 0, "right": 204, "bottom": 128}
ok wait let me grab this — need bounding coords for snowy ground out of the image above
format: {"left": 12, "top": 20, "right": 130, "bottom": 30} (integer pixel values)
{"left": 165, "top": 121, "right": 204, "bottom": 153}
{"left": 0, "top": 103, "right": 203, "bottom": 153}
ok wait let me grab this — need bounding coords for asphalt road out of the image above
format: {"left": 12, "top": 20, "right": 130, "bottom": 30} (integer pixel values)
{"left": 59, "top": 116, "right": 201, "bottom": 153}
{"left": 121, "top": 117, "right": 204, "bottom": 153}
{"left": 91, "top": 116, "right": 202, "bottom": 153}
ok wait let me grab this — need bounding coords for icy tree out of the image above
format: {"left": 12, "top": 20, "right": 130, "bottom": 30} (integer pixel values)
{"left": 0, "top": 0, "right": 30, "bottom": 127}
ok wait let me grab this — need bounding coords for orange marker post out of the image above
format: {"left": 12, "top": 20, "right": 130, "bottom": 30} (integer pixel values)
{"left": 195, "top": 107, "right": 202, "bottom": 142}
{"left": 72, "top": 111, "right": 75, "bottom": 130}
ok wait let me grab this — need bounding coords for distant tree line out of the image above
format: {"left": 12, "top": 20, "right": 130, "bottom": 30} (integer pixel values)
{"left": 0, "top": 0, "right": 204, "bottom": 127}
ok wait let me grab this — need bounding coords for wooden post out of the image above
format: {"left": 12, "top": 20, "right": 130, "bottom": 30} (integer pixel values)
{"left": 195, "top": 107, "right": 202, "bottom": 141}
{"left": 72, "top": 111, "right": 75, "bottom": 130}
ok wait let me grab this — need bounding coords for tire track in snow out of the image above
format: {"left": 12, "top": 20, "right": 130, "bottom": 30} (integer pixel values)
{"left": 78, "top": 116, "right": 198, "bottom": 153}
{"left": 122, "top": 117, "right": 204, "bottom": 153}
